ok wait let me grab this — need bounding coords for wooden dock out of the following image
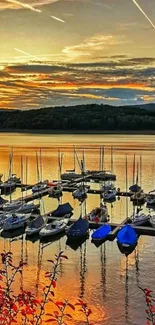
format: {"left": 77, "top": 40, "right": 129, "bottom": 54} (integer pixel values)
{"left": 14, "top": 171, "right": 155, "bottom": 204}
{"left": 43, "top": 212, "right": 155, "bottom": 239}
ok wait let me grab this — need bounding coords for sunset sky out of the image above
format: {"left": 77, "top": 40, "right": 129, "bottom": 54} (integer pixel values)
{"left": 0, "top": 0, "right": 155, "bottom": 109}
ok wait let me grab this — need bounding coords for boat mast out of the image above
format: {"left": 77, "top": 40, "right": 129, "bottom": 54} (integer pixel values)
{"left": 10, "top": 147, "right": 13, "bottom": 178}
{"left": 133, "top": 154, "right": 135, "bottom": 185}
{"left": 111, "top": 146, "right": 113, "bottom": 175}
{"left": 26, "top": 156, "right": 28, "bottom": 197}
{"left": 73, "top": 146, "right": 76, "bottom": 172}
{"left": 40, "top": 148, "right": 43, "bottom": 183}
{"left": 9, "top": 153, "right": 12, "bottom": 202}
{"left": 99, "top": 147, "right": 101, "bottom": 171}
{"left": 58, "top": 149, "right": 62, "bottom": 182}
{"left": 8, "top": 151, "right": 12, "bottom": 180}
{"left": 36, "top": 151, "right": 40, "bottom": 183}
{"left": 82, "top": 149, "right": 85, "bottom": 174}
{"left": 140, "top": 155, "right": 142, "bottom": 188}
{"left": 136, "top": 162, "right": 139, "bottom": 186}
{"left": 126, "top": 156, "right": 128, "bottom": 219}
{"left": 75, "top": 148, "right": 81, "bottom": 172}
{"left": 101, "top": 146, "right": 104, "bottom": 173}
{"left": 21, "top": 156, "right": 24, "bottom": 204}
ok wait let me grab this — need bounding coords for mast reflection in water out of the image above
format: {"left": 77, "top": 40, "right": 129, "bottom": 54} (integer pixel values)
{"left": 79, "top": 241, "right": 87, "bottom": 299}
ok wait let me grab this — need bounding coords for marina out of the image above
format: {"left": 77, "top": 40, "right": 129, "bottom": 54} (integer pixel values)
{"left": 0, "top": 134, "right": 155, "bottom": 325}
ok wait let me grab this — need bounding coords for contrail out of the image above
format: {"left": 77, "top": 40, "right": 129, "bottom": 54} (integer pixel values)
{"left": 50, "top": 15, "right": 65, "bottom": 23}
{"left": 7, "top": 0, "right": 42, "bottom": 12}
{"left": 14, "top": 48, "right": 38, "bottom": 60}
{"left": 132, "top": 0, "right": 155, "bottom": 29}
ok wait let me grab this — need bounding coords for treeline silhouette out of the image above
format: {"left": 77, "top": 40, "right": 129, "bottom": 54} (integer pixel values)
{"left": 0, "top": 104, "right": 155, "bottom": 131}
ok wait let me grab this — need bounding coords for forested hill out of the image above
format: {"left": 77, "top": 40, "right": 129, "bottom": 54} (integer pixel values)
{"left": 0, "top": 104, "right": 155, "bottom": 131}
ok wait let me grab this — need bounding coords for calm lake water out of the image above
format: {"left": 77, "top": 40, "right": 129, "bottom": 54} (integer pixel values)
{"left": 1, "top": 133, "right": 155, "bottom": 325}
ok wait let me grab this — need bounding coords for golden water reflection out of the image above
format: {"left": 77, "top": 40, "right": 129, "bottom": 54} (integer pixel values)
{"left": 0, "top": 133, "right": 155, "bottom": 324}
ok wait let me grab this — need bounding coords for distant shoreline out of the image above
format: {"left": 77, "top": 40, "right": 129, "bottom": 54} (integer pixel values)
{"left": 0, "top": 129, "right": 155, "bottom": 135}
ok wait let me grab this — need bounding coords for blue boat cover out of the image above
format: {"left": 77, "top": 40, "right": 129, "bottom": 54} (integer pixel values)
{"left": 67, "top": 217, "right": 89, "bottom": 238}
{"left": 30, "top": 215, "right": 44, "bottom": 228}
{"left": 117, "top": 224, "right": 137, "bottom": 246}
{"left": 92, "top": 224, "right": 111, "bottom": 240}
{"left": 129, "top": 184, "right": 141, "bottom": 192}
{"left": 53, "top": 203, "right": 73, "bottom": 217}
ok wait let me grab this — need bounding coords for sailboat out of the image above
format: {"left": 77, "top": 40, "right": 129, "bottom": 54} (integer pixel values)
{"left": 66, "top": 216, "right": 89, "bottom": 240}
{"left": 7, "top": 174, "right": 21, "bottom": 184}
{"left": 3, "top": 156, "right": 39, "bottom": 213}
{"left": 91, "top": 224, "right": 111, "bottom": 244}
{"left": 86, "top": 204, "right": 109, "bottom": 222}
{"left": 130, "top": 208, "right": 149, "bottom": 226}
{"left": 25, "top": 215, "right": 45, "bottom": 235}
{"left": 47, "top": 202, "right": 73, "bottom": 219}
{"left": 0, "top": 151, "right": 16, "bottom": 195}
{"left": 48, "top": 150, "right": 63, "bottom": 198}
{"left": 146, "top": 193, "right": 155, "bottom": 207}
{"left": 61, "top": 147, "right": 84, "bottom": 180}
{"left": 39, "top": 218, "right": 69, "bottom": 237}
{"left": 2, "top": 213, "right": 31, "bottom": 231}
{"left": 117, "top": 224, "right": 137, "bottom": 255}
{"left": 129, "top": 156, "right": 141, "bottom": 192}
{"left": 130, "top": 190, "right": 145, "bottom": 205}
{"left": 72, "top": 158, "right": 88, "bottom": 201}
{"left": 102, "top": 147, "right": 116, "bottom": 201}
{"left": 32, "top": 150, "right": 47, "bottom": 193}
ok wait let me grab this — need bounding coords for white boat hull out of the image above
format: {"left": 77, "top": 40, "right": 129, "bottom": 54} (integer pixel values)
{"left": 40, "top": 219, "right": 69, "bottom": 237}
{"left": 132, "top": 214, "right": 149, "bottom": 226}
{"left": 3, "top": 214, "right": 31, "bottom": 231}
{"left": 25, "top": 224, "right": 45, "bottom": 235}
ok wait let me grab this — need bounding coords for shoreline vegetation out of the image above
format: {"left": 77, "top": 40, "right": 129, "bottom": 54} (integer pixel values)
{"left": 0, "top": 103, "right": 155, "bottom": 134}
{"left": 1, "top": 129, "right": 155, "bottom": 135}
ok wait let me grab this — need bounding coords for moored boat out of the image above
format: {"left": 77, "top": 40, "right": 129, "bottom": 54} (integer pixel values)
{"left": 2, "top": 200, "right": 22, "bottom": 212}
{"left": 32, "top": 182, "right": 47, "bottom": 193}
{"left": 0, "top": 182, "right": 16, "bottom": 195}
{"left": 86, "top": 205, "right": 109, "bottom": 222}
{"left": 66, "top": 217, "right": 89, "bottom": 239}
{"left": 149, "top": 215, "right": 155, "bottom": 228}
{"left": 48, "top": 184, "right": 63, "bottom": 198}
{"left": 25, "top": 215, "right": 45, "bottom": 235}
{"left": 130, "top": 190, "right": 145, "bottom": 205}
{"left": 7, "top": 174, "right": 21, "bottom": 184}
{"left": 72, "top": 185, "right": 88, "bottom": 201}
{"left": 17, "top": 202, "right": 40, "bottom": 214}
{"left": 146, "top": 195, "right": 155, "bottom": 207}
{"left": 129, "top": 184, "right": 141, "bottom": 192}
{"left": 48, "top": 202, "right": 73, "bottom": 219}
{"left": 102, "top": 188, "right": 117, "bottom": 201}
{"left": 91, "top": 224, "right": 111, "bottom": 243}
{"left": 39, "top": 218, "right": 69, "bottom": 237}
{"left": 2, "top": 213, "right": 31, "bottom": 231}
{"left": 117, "top": 224, "right": 137, "bottom": 255}
{"left": 131, "top": 212, "right": 149, "bottom": 226}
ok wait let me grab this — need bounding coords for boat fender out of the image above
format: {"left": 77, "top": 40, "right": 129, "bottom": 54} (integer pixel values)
{"left": 117, "top": 187, "right": 120, "bottom": 192}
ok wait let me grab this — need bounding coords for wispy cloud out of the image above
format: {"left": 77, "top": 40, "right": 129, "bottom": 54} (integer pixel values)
{"left": 50, "top": 15, "right": 65, "bottom": 23}
{"left": 132, "top": 0, "right": 155, "bottom": 29}
{"left": 62, "top": 34, "right": 130, "bottom": 60}
{"left": 14, "top": 48, "right": 38, "bottom": 60}
{"left": 6, "top": 0, "right": 42, "bottom": 12}
{"left": 87, "top": 0, "right": 115, "bottom": 11}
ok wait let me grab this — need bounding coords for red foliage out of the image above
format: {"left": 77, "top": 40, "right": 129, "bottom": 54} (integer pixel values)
{"left": 0, "top": 250, "right": 92, "bottom": 325}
